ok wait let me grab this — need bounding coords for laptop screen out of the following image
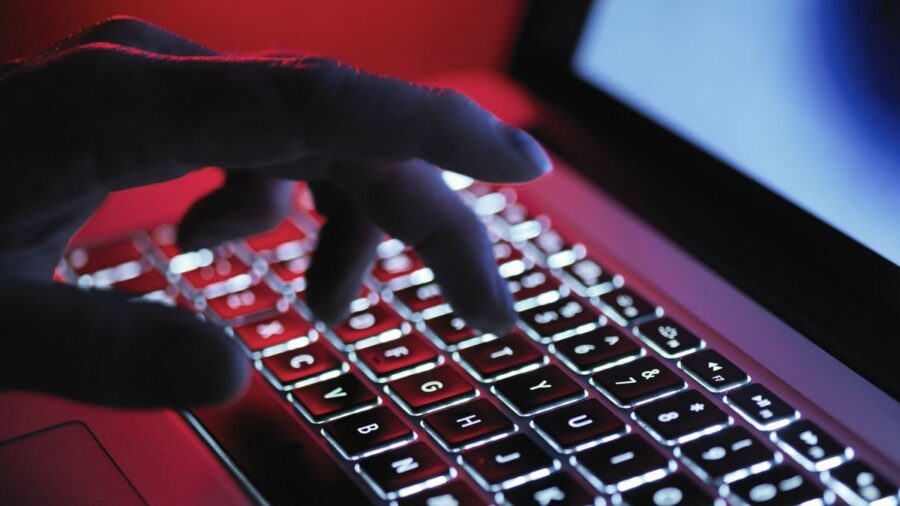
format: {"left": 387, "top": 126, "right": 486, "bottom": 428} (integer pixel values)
{"left": 572, "top": 0, "right": 900, "bottom": 267}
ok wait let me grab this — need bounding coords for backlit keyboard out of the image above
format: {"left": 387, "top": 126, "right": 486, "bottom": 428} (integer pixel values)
{"left": 61, "top": 175, "right": 898, "bottom": 506}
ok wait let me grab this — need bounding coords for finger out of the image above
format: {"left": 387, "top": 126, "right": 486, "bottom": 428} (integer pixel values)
{"left": 176, "top": 170, "right": 296, "bottom": 251}
{"left": 61, "top": 16, "right": 216, "bottom": 56}
{"left": 304, "top": 181, "right": 383, "bottom": 325}
{"left": 56, "top": 19, "right": 322, "bottom": 251}
{"left": 40, "top": 45, "right": 550, "bottom": 189}
{"left": 328, "top": 159, "right": 517, "bottom": 334}
{"left": 0, "top": 280, "right": 250, "bottom": 408}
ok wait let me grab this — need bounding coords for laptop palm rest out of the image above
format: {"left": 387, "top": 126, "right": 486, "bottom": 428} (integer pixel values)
{"left": 0, "top": 422, "right": 146, "bottom": 506}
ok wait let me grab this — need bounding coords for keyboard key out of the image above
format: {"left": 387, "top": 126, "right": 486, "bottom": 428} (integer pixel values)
{"left": 591, "top": 356, "right": 686, "bottom": 407}
{"left": 393, "top": 481, "right": 489, "bottom": 506}
{"left": 261, "top": 341, "right": 346, "bottom": 388}
{"left": 181, "top": 253, "right": 251, "bottom": 293}
{"left": 356, "top": 442, "right": 453, "bottom": 500}
{"left": 205, "top": 283, "right": 287, "bottom": 322}
{"left": 508, "top": 219, "right": 549, "bottom": 245}
{"left": 291, "top": 373, "right": 380, "bottom": 422}
{"left": 560, "top": 257, "right": 620, "bottom": 297}
{"left": 552, "top": 327, "right": 644, "bottom": 374}
{"left": 499, "top": 473, "right": 600, "bottom": 506}
{"left": 492, "top": 365, "right": 585, "bottom": 416}
{"left": 455, "top": 330, "right": 546, "bottom": 382}
{"left": 519, "top": 296, "right": 604, "bottom": 342}
{"left": 425, "top": 313, "right": 480, "bottom": 349}
{"left": 460, "top": 434, "right": 559, "bottom": 491}
{"left": 387, "top": 365, "right": 477, "bottom": 415}
{"left": 422, "top": 398, "right": 516, "bottom": 451}
{"left": 532, "top": 399, "right": 627, "bottom": 453}
{"left": 724, "top": 384, "right": 799, "bottom": 431}
{"left": 322, "top": 406, "right": 415, "bottom": 459}
{"left": 497, "top": 200, "right": 534, "bottom": 227}
{"left": 392, "top": 282, "right": 446, "bottom": 314}
{"left": 492, "top": 240, "right": 524, "bottom": 266}
{"left": 597, "top": 288, "right": 662, "bottom": 325}
{"left": 111, "top": 269, "right": 170, "bottom": 295}
{"left": 468, "top": 189, "right": 511, "bottom": 216}
{"left": 372, "top": 247, "right": 428, "bottom": 284}
{"left": 245, "top": 219, "right": 307, "bottom": 260}
{"left": 679, "top": 349, "right": 749, "bottom": 393}
{"left": 635, "top": 318, "right": 704, "bottom": 358}
{"left": 822, "top": 460, "right": 899, "bottom": 506}
{"left": 232, "top": 309, "right": 316, "bottom": 355}
{"left": 504, "top": 266, "right": 560, "bottom": 303}
{"left": 677, "top": 426, "right": 779, "bottom": 484}
{"left": 66, "top": 238, "right": 143, "bottom": 276}
{"left": 573, "top": 434, "right": 673, "bottom": 494}
{"left": 633, "top": 390, "right": 732, "bottom": 445}
{"left": 354, "top": 331, "right": 441, "bottom": 381}
{"left": 721, "top": 464, "right": 832, "bottom": 505}
{"left": 332, "top": 302, "right": 406, "bottom": 349}
{"left": 771, "top": 420, "right": 852, "bottom": 471}
{"left": 530, "top": 229, "right": 584, "bottom": 267}
{"left": 617, "top": 473, "right": 718, "bottom": 506}
{"left": 268, "top": 255, "right": 309, "bottom": 292}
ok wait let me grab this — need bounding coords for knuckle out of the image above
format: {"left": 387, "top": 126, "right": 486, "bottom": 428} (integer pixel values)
{"left": 431, "top": 88, "right": 475, "bottom": 114}
{"left": 82, "top": 16, "right": 153, "bottom": 45}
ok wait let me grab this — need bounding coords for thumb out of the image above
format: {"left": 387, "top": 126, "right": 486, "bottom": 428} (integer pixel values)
{"left": 0, "top": 279, "right": 250, "bottom": 408}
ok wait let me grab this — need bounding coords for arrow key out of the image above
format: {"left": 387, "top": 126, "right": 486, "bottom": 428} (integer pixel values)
{"left": 679, "top": 349, "right": 749, "bottom": 393}
{"left": 291, "top": 373, "right": 380, "bottom": 423}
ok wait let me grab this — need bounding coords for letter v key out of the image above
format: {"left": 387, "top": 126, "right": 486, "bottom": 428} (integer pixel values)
{"left": 324, "top": 387, "right": 347, "bottom": 399}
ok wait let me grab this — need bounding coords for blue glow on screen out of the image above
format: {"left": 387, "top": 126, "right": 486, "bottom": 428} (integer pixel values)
{"left": 573, "top": 0, "right": 900, "bottom": 266}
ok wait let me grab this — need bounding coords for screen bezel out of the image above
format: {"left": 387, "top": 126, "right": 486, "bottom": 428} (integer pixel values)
{"left": 509, "top": 0, "right": 900, "bottom": 398}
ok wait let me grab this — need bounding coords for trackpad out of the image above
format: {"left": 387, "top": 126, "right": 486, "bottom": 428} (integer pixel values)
{"left": 0, "top": 422, "right": 145, "bottom": 506}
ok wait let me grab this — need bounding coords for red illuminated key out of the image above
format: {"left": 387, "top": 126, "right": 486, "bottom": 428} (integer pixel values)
{"left": 492, "top": 365, "right": 585, "bottom": 416}
{"left": 182, "top": 254, "right": 251, "bottom": 291}
{"left": 372, "top": 248, "right": 427, "bottom": 283}
{"left": 387, "top": 365, "right": 477, "bottom": 415}
{"left": 491, "top": 240, "right": 524, "bottom": 266}
{"left": 425, "top": 313, "right": 479, "bottom": 349}
{"left": 206, "top": 284, "right": 286, "bottom": 322}
{"left": 456, "top": 330, "right": 545, "bottom": 381}
{"left": 392, "top": 282, "right": 446, "bottom": 313}
{"left": 357, "top": 443, "right": 452, "bottom": 499}
{"left": 354, "top": 331, "right": 440, "bottom": 379}
{"left": 561, "top": 257, "right": 619, "bottom": 297}
{"left": 323, "top": 406, "right": 415, "bottom": 459}
{"left": 519, "top": 296, "right": 604, "bottom": 342}
{"left": 460, "top": 434, "right": 557, "bottom": 491}
{"left": 66, "top": 239, "right": 143, "bottom": 276}
{"left": 261, "top": 341, "right": 345, "bottom": 388}
{"left": 232, "top": 310, "right": 315, "bottom": 353}
{"left": 422, "top": 398, "right": 515, "bottom": 450}
{"left": 291, "top": 374, "right": 379, "bottom": 422}
{"left": 269, "top": 255, "right": 310, "bottom": 291}
{"left": 394, "top": 481, "right": 487, "bottom": 506}
{"left": 504, "top": 266, "right": 559, "bottom": 302}
{"left": 245, "top": 220, "right": 307, "bottom": 258}
{"left": 111, "top": 270, "right": 169, "bottom": 295}
{"left": 332, "top": 302, "right": 405, "bottom": 348}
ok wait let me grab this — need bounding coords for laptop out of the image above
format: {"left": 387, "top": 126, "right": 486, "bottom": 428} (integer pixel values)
{"left": 2, "top": 1, "right": 898, "bottom": 504}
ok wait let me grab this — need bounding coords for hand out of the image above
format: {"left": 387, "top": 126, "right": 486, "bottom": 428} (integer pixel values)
{"left": 0, "top": 17, "right": 550, "bottom": 408}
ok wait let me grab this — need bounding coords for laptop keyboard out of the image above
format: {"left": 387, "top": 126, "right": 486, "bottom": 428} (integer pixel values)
{"left": 60, "top": 175, "right": 898, "bottom": 506}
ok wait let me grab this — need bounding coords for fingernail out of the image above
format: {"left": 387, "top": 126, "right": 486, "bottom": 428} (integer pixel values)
{"left": 506, "top": 127, "right": 552, "bottom": 175}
